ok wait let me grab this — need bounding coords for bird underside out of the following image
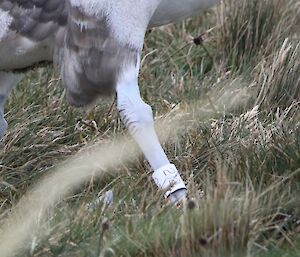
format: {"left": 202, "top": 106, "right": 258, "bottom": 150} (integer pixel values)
{"left": 0, "top": 0, "right": 140, "bottom": 107}
{"left": 0, "top": 0, "right": 218, "bottom": 107}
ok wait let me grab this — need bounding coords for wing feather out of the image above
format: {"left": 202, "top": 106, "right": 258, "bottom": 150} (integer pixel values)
{"left": 0, "top": 0, "right": 67, "bottom": 41}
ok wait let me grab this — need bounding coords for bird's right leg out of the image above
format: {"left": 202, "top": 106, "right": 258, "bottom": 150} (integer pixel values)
{"left": 116, "top": 63, "right": 187, "bottom": 204}
{"left": 0, "top": 71, "right": 24, "bottom": 138}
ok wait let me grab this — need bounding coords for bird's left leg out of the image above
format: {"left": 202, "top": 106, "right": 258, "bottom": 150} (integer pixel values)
{"left": 116, "top": 62, "right": 187, "bottom": 204}
{"left": 0, "top": 71, "right": 24, "bottom": 138}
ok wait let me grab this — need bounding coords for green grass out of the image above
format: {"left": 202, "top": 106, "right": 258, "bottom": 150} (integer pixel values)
{"left": 0, "top": 0, "right": 299, "bottom": 256}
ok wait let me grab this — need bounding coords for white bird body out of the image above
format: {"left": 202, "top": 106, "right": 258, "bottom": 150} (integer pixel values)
{"left": 0, "top": 0, "right": 218, "bottom": 203}
{"left": 151, "top": 0, "right": 218, "bottom": 27}
{"left": 0, "top": 0, "right": 217, "bottom": 70}
{"left": 0, "top": 35, "right": 54, "bottom": 70}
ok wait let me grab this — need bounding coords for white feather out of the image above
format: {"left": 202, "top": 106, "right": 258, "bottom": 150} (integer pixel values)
{"left": 70, "top": 0, "right": 162, "bottom": 49}
{"left": 150, "top": 0, "right": 218, "bottom": 27}
{"left": 0, "top": 9, "right": 12, "bottom": 41}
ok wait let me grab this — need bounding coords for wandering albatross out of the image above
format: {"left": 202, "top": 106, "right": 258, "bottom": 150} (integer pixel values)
{"left": 0, "top": 0, "right": 218, "bottom": 204}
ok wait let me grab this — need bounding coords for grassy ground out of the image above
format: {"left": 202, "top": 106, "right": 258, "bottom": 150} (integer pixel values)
{"left": 0, "top": 0, "right": 299, "bottom": 256}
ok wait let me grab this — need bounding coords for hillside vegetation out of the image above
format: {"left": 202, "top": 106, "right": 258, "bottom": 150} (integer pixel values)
{"left": 0, "top": 0, "right": 299, "bottom": 256}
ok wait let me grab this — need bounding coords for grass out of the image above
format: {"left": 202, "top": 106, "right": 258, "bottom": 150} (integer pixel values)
{"left": 0, "top": 0, "right": 299, "bottom": 256}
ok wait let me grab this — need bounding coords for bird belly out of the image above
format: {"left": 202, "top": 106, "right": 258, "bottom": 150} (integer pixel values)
{"left": 0, "top": 33, "right": 54, "bottom": 71}
{"left": 149, "top": 0, "right": 218, "bottom": 27}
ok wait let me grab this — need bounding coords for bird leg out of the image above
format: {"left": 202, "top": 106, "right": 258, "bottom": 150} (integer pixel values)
{"left": 116, "top": 62, "right": 187, "bottom": 203}
{"left": 0, "top": 71, "right": 24, "bottom": 138}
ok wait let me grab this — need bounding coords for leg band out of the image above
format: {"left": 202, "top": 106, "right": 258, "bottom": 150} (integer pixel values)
{"left": 152, "top": 164, "right": 186, "bottom": 198}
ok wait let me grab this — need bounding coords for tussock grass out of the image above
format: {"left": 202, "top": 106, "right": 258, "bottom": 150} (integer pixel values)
{"left": 0, "top": 0, "right": 299, "bottom": 256}
{"left": 215, "top": 0, "right": 300, "bottom": 72}
{"left": 255, "top": 40, "right": 300, "bottom": 108}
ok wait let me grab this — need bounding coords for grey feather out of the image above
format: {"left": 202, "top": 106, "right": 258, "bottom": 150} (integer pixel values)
{"left": 0, "top": 0, "right": 67, "bottom": 41}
